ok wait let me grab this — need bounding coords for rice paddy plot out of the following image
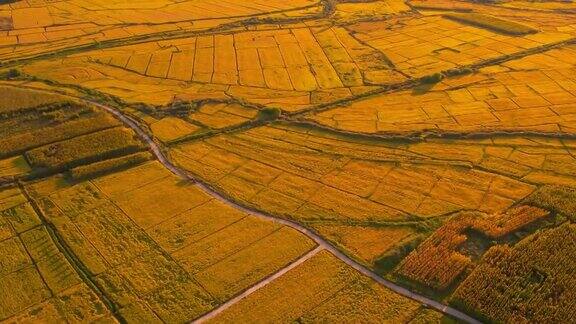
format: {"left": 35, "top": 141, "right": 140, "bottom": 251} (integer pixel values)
{"left": 208, "top": 250, "right": 439, "bottom": 323}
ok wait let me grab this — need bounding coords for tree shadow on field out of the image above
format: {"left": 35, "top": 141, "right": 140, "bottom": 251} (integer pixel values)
{"left": 412, "top": 73, "right": 444, "bottom": 95}
{"left": 176, "top": 179, "right": 194, "bottom": 187}
{"left": 411, "top": 82, "right": 438, "bottom": 96}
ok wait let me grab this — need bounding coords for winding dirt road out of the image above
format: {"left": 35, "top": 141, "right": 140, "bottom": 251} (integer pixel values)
{"left": 90, "top": 101, "right": 482, "bottom": 324}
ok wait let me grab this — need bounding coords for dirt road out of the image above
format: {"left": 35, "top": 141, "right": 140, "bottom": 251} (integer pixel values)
{"left": 90, "top": 101, "right": 482, "bottom": 324}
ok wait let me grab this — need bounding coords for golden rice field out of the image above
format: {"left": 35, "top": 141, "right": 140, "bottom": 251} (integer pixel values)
{"left": 311, "top": 46, "right": 576, "bottom": 134}
{"left": 207, "top": 250, "right": 440, "bottom": 323}
{"left": 1, "top": 0, "right": 576, "bottom": 322}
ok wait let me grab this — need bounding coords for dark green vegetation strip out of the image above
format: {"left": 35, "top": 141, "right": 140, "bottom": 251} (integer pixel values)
{"left": 70, "top": 151, "right": 153, "bottom": 181}
{"left": 0, "top": 100, "right": 120, "bottom": 158}
{"left": 25, "top": 127, "right": 145, "bottom": 171}
{"left": 444, "top": 13, "right": 537, "bottom": 35}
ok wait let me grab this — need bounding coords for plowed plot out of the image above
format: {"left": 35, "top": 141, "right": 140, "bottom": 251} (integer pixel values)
{"left": 26, "top": 162, "right": 316, "bottom": 322}
{"left": 349, "top": 15, "right": 571, "bottom": 77}
{"left": 208, "top": 250, "right": 440, "bottom": 323}
{"left": 311, "top": 46, "right": 576, "bottom": 135}
{"left": 451, "top": 223, "right": 576, "bottom": 323}
{"left": 167, "top": 123, "right": 576, "bottom": 266}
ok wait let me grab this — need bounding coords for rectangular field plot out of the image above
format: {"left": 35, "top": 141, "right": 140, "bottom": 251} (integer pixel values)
{"left": 172, "top": 124, "right": 537, "bottom": 222}
{"left": 0, "top": 267, "right": 52, "bottom": 320}
{"left": 208, "top": 250, "right": 431, "bottom": 323}
{"left": 150, "top": 199, "right": 249, "bottom": 253}
{"left": 0, "top": 156, "right": 30, "bottom": 177}
{"left": 189, "top": 102, "right": 258, "bottom": 130}
{"left": 0, "top": 186, "right": 116, "bottom": 322}
{"left": 23, "top": 161, "right": 319, "bottom": 321}
{"left": 349, "top": 15, "right": 571, "bottom": 77}
{"left": 29, "top": 23, "right": 404, "bottom": 112}
{"left": 112, "top": 176, "right": 212, "bottom": 230}
{"left": 173, "top": 216, "right": 277, "bottom": 270}
{"left": 311, "top": 46, "right": 576, "bottom": 135}
{"left": 195, "top": 226, "right": 316, "bottom": 300}
{"left": 150, "top": 117, "right": 200, "bottom": 142}
{"left": 25, "top": 127, "right": 144, "bottom": 171}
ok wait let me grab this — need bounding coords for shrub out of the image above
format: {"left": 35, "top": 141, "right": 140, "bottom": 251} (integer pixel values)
{"left": 6, "top": 69, "right": 21, "bottom": 79}
{"left": 445, "top": 67, "right": 474, "bottom": 77}
{"left": 420, "top": 73, "right": 443, "bottom": 84}
{"left": 257, "top": 107, "right": 281, "bottom": 122}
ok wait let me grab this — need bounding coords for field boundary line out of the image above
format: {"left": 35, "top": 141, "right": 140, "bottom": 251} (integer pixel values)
{"left": 88, "top": 100, "right": 482, "bottom": 324}
{"left": 17, "top": 183, "right": 124, "bottom": 322}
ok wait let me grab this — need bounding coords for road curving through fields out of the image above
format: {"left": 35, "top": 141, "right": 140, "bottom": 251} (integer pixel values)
{"left": 88, "top": 100, "right": 482, "bottom": 324}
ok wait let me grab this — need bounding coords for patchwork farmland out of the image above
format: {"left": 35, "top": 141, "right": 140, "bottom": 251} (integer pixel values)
{"left": 1, "top": 0, "right": 576, "bottom": 323}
